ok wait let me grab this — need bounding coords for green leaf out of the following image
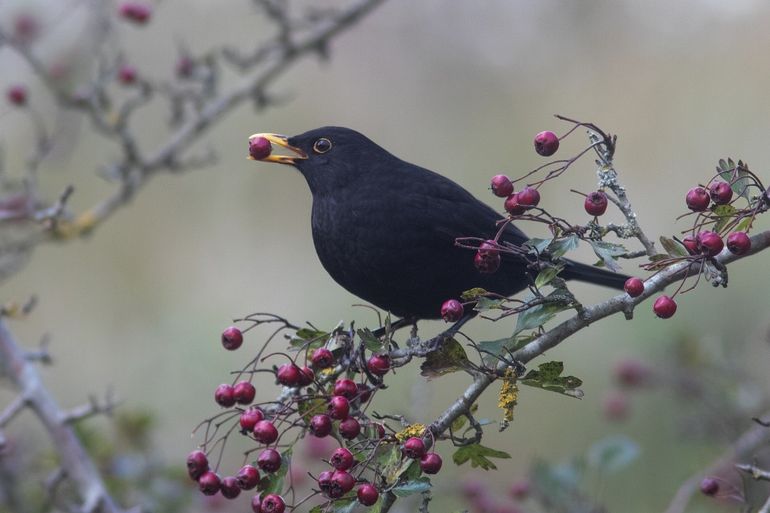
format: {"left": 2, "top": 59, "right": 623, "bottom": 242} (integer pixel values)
{"left": 357, "top": 328, "right": 385, "bottom": 352}
{"left": 717, "top": 158, "right": 752, "bottom": 200}
{"left": 535, "top": 264, "right": 565, "bottom": 288}
{"left": 520, "top": 361, "right": 583, "bottom": 398}
{"left": 420, "top": 337, "right": 470, "bottom": 379}
{"left": 460, "top": 287, "right": 489, "bottom": 301}
{"left": 659, "top": 236, "right": 687, "bottom": 258}
{"left": 589, "top": 241, "right": 627, "bottom": 272}
{"left": 297, "top": 397, "right": 328, "bottom": 425}
{"left": 474, "top": 295, "right": 505, "bottom": 311}
{"left": 289, "top": 327, "right": 329, "bottom": 348}
{"left": 525, "top": 237, "right": 553, "bottom": 255}
{"left": 548, "top": 235, "right": 580, "bottom": 259}
{"left": 514, "top": 290, "right": 573, "bottom": 335}
{"left": 453, "top": 443, "right": 511, "bottom": 470}
{"left": 392, "top": 477, "right": 432, "bottom": 497}
{"left": 331, "top": 499, "right": 359, "bottom": 513}
{"left": 711, "top": 204, "right": 737, "bottom": 233}
{"left": 734, "top": 216, "right": 753, "bottom": 233}
{"left": 258, "top": 448, "right": 291, "bottom": 494}
{"left": 477, "top": 334, "right": 537, "bottom": 366}
{"left": 587, "top": 435, "right": 640, "bottom": 473}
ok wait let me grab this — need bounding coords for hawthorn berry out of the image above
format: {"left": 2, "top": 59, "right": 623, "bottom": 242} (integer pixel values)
{"left": 509, "top": 479, "right": 531, "bottom": 500}
{"left": 221, "top": 326, "right": 243, "bottom": 350}
{"left": 117, "top": 64, "right": 137, "bottom": 85}
{"left": 709, "top": 181, "right": 733, "bottom": 205}
{"left": 249, "top": 136, "right": 272, "bottom": 161}
{"left": 355, "top": 383, "right": 372, "bottom": 403}
{"left": 236, "top": 464, "right": 260, "bottom": 490}
{"left": 726, "top": 231, "right": 751, "bottom": 255}
{"left": 602, "top": 390, "right": 629, "bottom": 422}
{"left": 260, "top": 494, "right": 286, "bottom": 513}
{"left": 623, "top": 277, "right": 644, "bottom": 298}
{"left": 214, "top": 384, "right": 236, "bottom": 407}
{"left": 699, "top": 477, "right": 719, "bottom": 496}
{"left": 653, "top": 295, "right": 677, "bottom": 319}
{"left": 357, "top": 483, "right": 379, "bottom": 506}
{"left": 186, "top": 450, "right": 209, "bottom": 480}
{"left": 369, "top": 422, "right": 386, "bottom": 439}
{"left": 403, "top": 437, "right": 426, "bottom": 459}
{"left": 534, "top": 130, "right": 559, "bottom": 156}
{"left": 251, "top": 494, "right": 263, "bottom": 513}
{"left": 697, "top": 231, "right": 724, "bottom": 257}
{"left": 7, "top": 85, "right": 27, "bottom": 106}
{"left": 419, "top": 452, "right": 442, "bottom": 474}
{"left": 584, "top": 191, "right": 608, "bottom": 216}
{"left": 198, "top": 471, "right": 221, "bottom": 496}
{"left": 490, "top": 175, "right": 514, "bottom": 197}
{"left": 276, "top": 364, "right": 301, "bottom": 387}
{"left": 329, "top": 395, "right": 350, "bottom": 420}
{"left": 682, "top": 235, "right": 699, "bottom": 255}
{"left": 220, "top": 476, "right": 241, "bottom": 499}
{"left": 613, "top": 359, "right": 651, "bottom": 388}
{"left": 330, "top": 447, "right": 355, "bottom": 471}
{"left": 685, "top": 187, "right": 710, "bottom": 211}
{"left": 310, "top": 414, "right": 333, "bottom": 437}
{"left": 334, "top": 379, "right": 358, "bottom": 399}
{"left": 339, "top": 417, "right": 361, "bottom": 439}
{"left": 366, "top": 354, "right": 390, "bottom": 376}
{"left": 440, "top": 299, "right": 464, "bottom": 322}
{"left": 253, "top": 420, "right": 279, "bottom": 444}
{"left": 504, "top": 193, "right": 526, "bottom": 215}
{"left": 118, "top": 1, "right": 152, "bottom": 24}
{"left": 517, "top": 187, "right": 540, "bottom": 208}
{"left": 258, "top": 448, "right": 282, "bottom": 473}
{"left": 233, "top": 381, "right": 256, "bottom": 405}
{"left": 474, "top": 250, "right": 501, "bottom": 274}
{"left": 317, "top": 470, "right": 334, "bottom": 496}
{"left": 240, "top": 407, "right": 265, "bottom": 432}
{"left": 298, "top": 366, "right": 315, "bottom": 386}
{"left": 329, "top": 470, "right": 355, "bottom": 498}
{"left": 311, "top": 347, "right": 334, "bottom": 368}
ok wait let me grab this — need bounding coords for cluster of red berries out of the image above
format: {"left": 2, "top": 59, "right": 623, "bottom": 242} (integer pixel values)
{"left": 118, "top": 2, "right": 153, "bottom": 24}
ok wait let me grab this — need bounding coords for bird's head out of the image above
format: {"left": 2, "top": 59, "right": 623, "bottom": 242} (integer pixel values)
{"left": 248, "top": 126, "right": 397, "bottom": 195}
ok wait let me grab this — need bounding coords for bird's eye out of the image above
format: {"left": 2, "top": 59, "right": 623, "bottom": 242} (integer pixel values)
{"left": 313, "top": 138, "right": 332, "bottom": 154}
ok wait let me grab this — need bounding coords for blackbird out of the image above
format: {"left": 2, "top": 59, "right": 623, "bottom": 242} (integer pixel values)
{"left": 249, "top": 127, "right": 628, "bottom": 320}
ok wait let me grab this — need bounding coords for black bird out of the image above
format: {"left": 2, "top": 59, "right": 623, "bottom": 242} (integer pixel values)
{"left": 250, "top": 127, "right": 628, "bottom": 320}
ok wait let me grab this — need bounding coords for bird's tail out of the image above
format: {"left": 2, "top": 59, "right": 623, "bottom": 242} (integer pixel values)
{"left": 560, "top": 260, "right": 629, "bottom": 290}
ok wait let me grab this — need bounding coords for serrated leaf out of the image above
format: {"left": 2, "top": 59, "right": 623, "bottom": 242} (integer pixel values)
{"left": 474, "top": 296, "right": 505, "bottom": 311}
{"left": 711, "top": 204, "right": 737, "bottom": 233}
{"left": 392, "top": 477, "right": 432, "bottom": 497}
{"left": 548, "top": 235, "right": 580, "bottom": 259}
{"left": 514, "top": 290, "right": 573, "bottom": 335}
{"left": 477, "top": 334, "right": 536, "bottom": 366}
{"left": 658, "top": 236, "right": 685, "bottom": 258}
{"left": 525, "top": 237, "right": 553, "bottom": 255}
{"left": 290, "top": 328, "right": 330, "bottom": 348}
{"left": 331, "top": 499, "right": 359, "bottom": 513}
{"left": 357, "top": 328, "right": 385, "bottom": 352}
{"left": 453, "top": 443, "right": 511, "bottom": 470}
{"left": 589, "top": 241, "right": 626, "bottom": 272}
{"left": 587, "top": 435, "right": 640, "bottom": 473}
{"left": 258, "top": 448, "right": 291, "bottom": 494}
{"left": 521, "top": 361, "right": 583, "bottom": 398}
{"left": 420, "top": 337, "right": 470, "bottom": 379}
{"left": 717, "top": 158, "right": 752, "bottom": 200}
{"left": 535, "top": 264, "right": 565, "bottom": 288}
{"left": 460, "top": 287, "right": 489, "bottom": 301}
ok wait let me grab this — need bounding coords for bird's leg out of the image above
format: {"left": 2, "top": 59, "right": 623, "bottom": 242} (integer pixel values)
{"left": 371, "top": 317, "right": 416, "bottom": 338}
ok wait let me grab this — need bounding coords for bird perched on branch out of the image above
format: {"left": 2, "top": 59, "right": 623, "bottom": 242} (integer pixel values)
{"left": 249, "top": 126, "right": 627, "bottom": 321}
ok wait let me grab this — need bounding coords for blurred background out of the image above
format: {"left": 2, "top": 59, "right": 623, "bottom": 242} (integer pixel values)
{"left": 0, "top": 0, "right": 769, "bottom": 512}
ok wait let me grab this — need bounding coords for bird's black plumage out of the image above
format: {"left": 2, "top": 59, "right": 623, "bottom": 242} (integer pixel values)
{"left": 254, "top": 126, "right": 628, "bottom": 320}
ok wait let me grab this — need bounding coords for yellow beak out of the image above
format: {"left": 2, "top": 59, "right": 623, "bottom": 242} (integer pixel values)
{"left": 248, "top": 133, "right": 308, "bottom": 165}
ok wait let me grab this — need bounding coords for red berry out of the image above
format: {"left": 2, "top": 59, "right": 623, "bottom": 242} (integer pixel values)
{"left": 366, "top": 354, "right": 390, "bottom": 376}
{"left": 249, "top": 136, "right": 272, "bottom": 161}
{"left": 697, "top": 231, "right": 724, "bottom": 257}
{"left": 709, "top": 181, "right": 733, "bottom": 205}
{"left": 369, "top": 423, "right": 386, "bottom": 439}
{"left": 504, "top": 193, "right": 526, "bottom": 215}
{"left": 509, "top": 479, "right": 531, "bottom": 500}
{"left": 357, "top": 483, "right": 379, "bottom": 506}
{"left": 186, "top": 450, "right": 209, "bottom": 480}
{"left": 700, "top": 477, "right": 719, "bottom": 496}
{"left": 653, "top": 295, "right": 677, "bottom": 319}
{"left": 682, "top": 235, "right": 699, "bottom": 255}
{"left": 334, "top": 379, "right": 358, "bottom": 399}
{"left": 176, "top": 56, "right": 194, "bottom": 78}
{"left": 276, "top": 364, "right": 301, "bottom": 387}
{"left": 251, "top": 494, "right": 263, "bottom": 513}
{"left": 236, "top": 464, "right": 260, "bottom": 490}
{"left": 613, "top": 359, "right": 651, "bottom": 388}
{"left": 474, "top": 249, "right": 501, "bottom": 274}
{"left": 339, "top": 417, "right": 361, "bottom": 440}
{"left": 623, "top": 277, "right": 644, "bottom": 298}
{"left": 253, "top": 420, "right": 278, "bottom": 444}
{"left": 685, "top": 187, "right": 710, "bottom": 211}
{"left": 220, "top": 476, "right": 241, "bottom": 499}
{"left": 726, "top": 231, "right": 751, "bottom": 255}
{"left": 257, "top": 448, "right": 282, "bottom": 473}
{"left": 318, "top": 470, "right": 334, "bottom": 496}
{"left": 329, "top": 395, "right": 350, "bottom": 420}
{"left": 355, "top": 383, "right": 371, "bottom": 403}
{"left": 240, "top": 407, "right": 265, "bottom": 432}
{"left": 311, "top": 348, "right": 334, "bottom": 368}
{"left": 517, "top": 187, "right": 540, "bottom": 208}
{"left": 221, "top": 326, "right": 243, "bottom": 350}
{"left": 298, "top": 366, "right": 315, "bottom": 387}
{"left": 13, "top": 14, "right": 39, "bottom": 43}
{"left": 419, "top": 452, "right": 442, "bottom": 474}
{"left": 403, "top": 437, "right": 426, "bottom": 459}
{"left": 329, "top": 470, "right": 355, "bottom": 498}
{"left": 117, "top": 64, "right": 137, "bottom": 85}
{"left": 198, "top": 471, "right": 221, "bottom": 495}
{"left": 233, "top": 381, "right": 256, "bottom": 405}
{"left": 534, "top": 130, "right": 559, "bottom": 156}
{"left": 118, "top": 2, "right": 152, "bottom": 24}
{"left": 330, "top": 447, "right": 355, "bottom": 471}
{"left": 602, "top": 390, "right": 629, "bottom": 422}
{"left": 440, "top": 299, "right": 464, "bottom": 322}
{"left": 7, "top": 85, "right": 27, "bottom": 106}
{"left": 310, "top": 414, "right": 332, "bottom": 437}
{"left": 584, "top": 191, "right": 608, "bottom": 216}
{"left": 490, "top": 175, "right": 514, "bottom": 197}
{"left": 214, "top": 384, "right": 236, "bottom": 407}
{"left": 260, "top": 494, "right": 286, "bottom": 513}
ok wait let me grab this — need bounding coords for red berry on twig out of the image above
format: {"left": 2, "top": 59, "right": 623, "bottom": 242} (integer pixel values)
{"left": 584, "top": 191, "right": 608, "bottom": 216}
{"left": 697, "top": 231, "right": 724, "bottom": 257}
{"left": 517, "top": 187, "right": 540, "bottom": 208}
{"left": 357, "top": 483, "right": 379, "bottom": 506}
{"left": 257, "top": 448, "right": 282, "bottom": 473}
{"left": 534, "top": 130, "right": 559, "bottom": 156}
{"left": 118, "top": 2, "right": 152, "bottom": 24}
{"left": 419, "top": 452, "right": 442, "bottom": 474}
{"left": 403, "top": 437, "right": 426, "bottom": 459}
{"left": 310, "top": 414, "right": 332, "bottom": 437}
{"left": 490, "top": 175, "right": 513, "bottom": 197}
{"left": 653, "top": 295, "right": 677, "bottom": 319}
{"left": 221, "top": 326, "right": 243, "bottom": 350}
{"left": 214, "top": 384, "right": 235, "bottom": 407}
{"left": 367, "top": 354, "right": 390, "bottom": 376}
{"left": 198, "top": 471, "right": 221, "bottom": 495}
{"left": 186, "top": 450, "right": 208, "bottom": 480}
{"left": 440, "top": 299, "right": 464, "bottom": 322}
{"left": 709, "top": 181, "right": 733, "bottom": 205}
{"left": 726, "top": 231, "right": 750, "bottom": 255}
{"left": 623, "top": 277, "right": 644, "bottom": 298}
{"left": 685, "top": 187, "right": 710, "bottom": 211}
